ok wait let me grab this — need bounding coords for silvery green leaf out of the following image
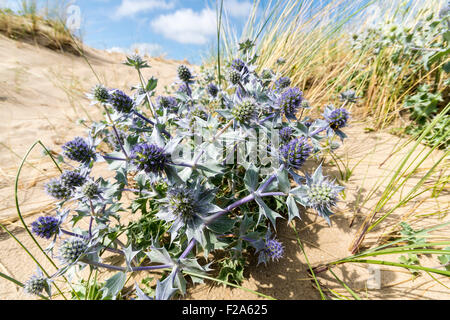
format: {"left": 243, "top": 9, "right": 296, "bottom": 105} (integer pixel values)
{"left": 146, "top": 77, "right": 158, "bottom": 92}
{"left": 206, "top": 215, "right": 234, "bottom": 234}
{"left": 179, "top": 257, "right": 210, "bottom": 274}
{"left": 255, "top": 196, "right": 283, "bottom": 228}
{"left": 154, "top": 276, "right": 178, "bottom": 300}
{"left": 134, "top": 282, "right": 152, "bottom": 300}
{"left": 244, "top": 163, "right": 259, "bottom": 192}
{"left": 164, "top": 136, "right": 183, "bottom": 154}
{"left": 101, "top": 271, "right": 126, "bottom": 300}
{"left": 123, "top": 245, "right": 140, "bottom": 271}
{"left": 286, "top": 195, "right": 300, "bottom": 222}
{"left": 164, "top": 165, "right": 183, "bottom": 185}
{"left": 186, "top": 219, "right": 206, "bottom": 246}
{"left": 312, "top": 163, "right": 323, "bottom": 182}
{"left": 150, "top": 126, "right": 165, "bottom": 148}
{"left": 335, "top": 129, "right": 347, "bottom": 142}
{"left": 145, "top": 246, "right": 175, "bottom": 266}
{"left": 277, "top": 168, "right": 290, "bottom": 193}
{"left": 290, "top": 185, "right": 309, "bottom": 206}
{"left": 170, "top": 266, "right": 186, "bottom": 295}
{"left": 178, "top": 167, "right": 193, "bottom": 181}
{"left": 196, "top": 162, "right": 223, "bottom": 175}
{"left": 135, "top": 172, "right": 148, "bottom": 188}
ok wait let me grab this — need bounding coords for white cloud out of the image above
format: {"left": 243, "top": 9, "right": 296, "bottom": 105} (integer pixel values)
{"left": 113, "top": 0, "right": 174, "bottom": 19}
{"left": 106, "top": 42, "right": 166, "bottom": 57}
{"left": 223, "top": 0, "right": 253, "bottom": 18}
{"left": 150, "top": 8, "right": 216, "bottom": 45}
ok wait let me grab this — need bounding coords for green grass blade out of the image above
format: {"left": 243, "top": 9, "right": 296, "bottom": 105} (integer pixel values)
{"left": 290, "top": 223, "right": 327, "bottom": 300}
{"left": 328, "top": 269, "right": 361, "bottom": 300}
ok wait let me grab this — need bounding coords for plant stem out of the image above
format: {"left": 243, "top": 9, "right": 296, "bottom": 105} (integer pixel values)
{"left": 133, "top": 110, "right": 171, "bottom": 138}
{"left": 82, "top": 260, "right": 171, "bottom": 272}
{"left": 103, "top": 106, "right": 129, "bottom": 159}
{"left": 102, "top": 155, "right": 127, "bottom": 161}
{"left": 137, "top": 69, "right": 158, "bottom": 120}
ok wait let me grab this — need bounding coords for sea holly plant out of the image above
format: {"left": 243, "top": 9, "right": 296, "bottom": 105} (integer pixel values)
{"left": 19, "top": 42, "right": 354, "bottom": 300}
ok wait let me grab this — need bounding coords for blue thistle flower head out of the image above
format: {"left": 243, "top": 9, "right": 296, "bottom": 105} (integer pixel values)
{"left": 264, "top": 237, "right": 284, "bottom": 261}
{"left": 261, "top": 68, "right": 274, "bottom": 80}
{"left": 45, "top": 179, "right": 72, "bottom": 200}
{"left": 279, "top": 126, "right": 293, "bottom": 143}
{"left": 58, "top": 237, "right": 88, "bottom": 264}
{"left": 231, "top": 58, "right": 248, "bottom": 74}
{"left": 108, "top": 89, "right": 134, "bottom": 114}
{"left": 24, "top": 275, "right": 48, "bottom": 296}
{"left": 81, "top": 181, "right": 101, "bottom": 199}
{"left": 167, "top": 186, "right": 196, "bottom": 222}
{"left": 157, "top": 96, "right": 178, "bottom": 111}
{"left": 252, "top": 231, "right": 285, "bottom": 265}
{"left": 188, "top": 106, "right": 207, "bottom": 127}
{"left": 31, "top": 216, "right": 60, "bottom": 239}
{"left": 157, "top": 180, "right": 216, "bottom": 243}
{"left": 60, "top": 170, "right": 86, "bottom": 189}
{"left": 228, "top": 70, "right": 242, "bottom": 85}
{"left": 293, "top": 164, "right": 345, "bottom": 225}
{"left": 62, "top": 137, "right": 95, "bottom": 164}
{"left": 177, "top": 65, "right": 193, "bottom": 83}
{"left": 91, "top": 84, "right": 110, "bottom": 103}
{"left": 324, "top": 107, "right": 350, "bottom": 130}
{"left": 207, "top": 83, "right": 219, "bottom": 97}
{"left": 275, "top": 77, "right": 291, "bottom": 92}
{"left": 280, "top": 136, "right": 312, "bottom": 168}
{"left": 131, "top": 143, "right": 169, "bottom": 174}
{"left": 231, "top": 99, "right": 258, "bottom": 124}
{"left": 277, "top": 87, "right": 303, "bottom": 120}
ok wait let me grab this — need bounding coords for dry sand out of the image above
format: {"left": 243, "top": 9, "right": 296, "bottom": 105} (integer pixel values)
{"left": 0, "top": 34, "right": 448, "bottom": 300}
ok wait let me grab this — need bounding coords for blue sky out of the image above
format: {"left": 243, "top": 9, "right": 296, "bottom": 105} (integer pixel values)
{"left": 71, "top": 0, "right": 255, "bottom": 64}
{"left": 2, "top": 0, "right": 427, "bottom": 63}
{"left": 1, "top": 0, "right": 256, "bottom": 63}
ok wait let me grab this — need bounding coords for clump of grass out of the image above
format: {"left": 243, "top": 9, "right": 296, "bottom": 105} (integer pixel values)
{"left": 0, "top": 2, "right": 81, "bottom": 55}
{"left": 216, "top": 0, "right": 448, "bottom": 130}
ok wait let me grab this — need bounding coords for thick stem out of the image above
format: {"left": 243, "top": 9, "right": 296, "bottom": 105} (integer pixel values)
{"left": 102, "top": 155, "right": 127, "bottom": 161}
{"left": 258, "top": 113, "right": 276, "bottom": 125}
{"left": 180, "top": 239, "right": 197, "bottom": 260}
{"left": 258, "top": 164, "right": 284, "bottom": 193}
{"left": 168, "top": 161, "right": 194, "bottom": 168}
{"left": 309, "top": 124, "right": 329, "bottom": 138}
{"left": 88, "top": 198, "right": 98, "bottom": 239}
{"left": 133, "top": 110, "right": 155, "bottom": 125}
{"left": 259, "top": 191, "right": 286, "bottom": 197}
{"left": 82, "top": 260, "right": 171, "bottom": 272}
{"left": 133, "top": 111, "right": 171, "bottom": 138}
